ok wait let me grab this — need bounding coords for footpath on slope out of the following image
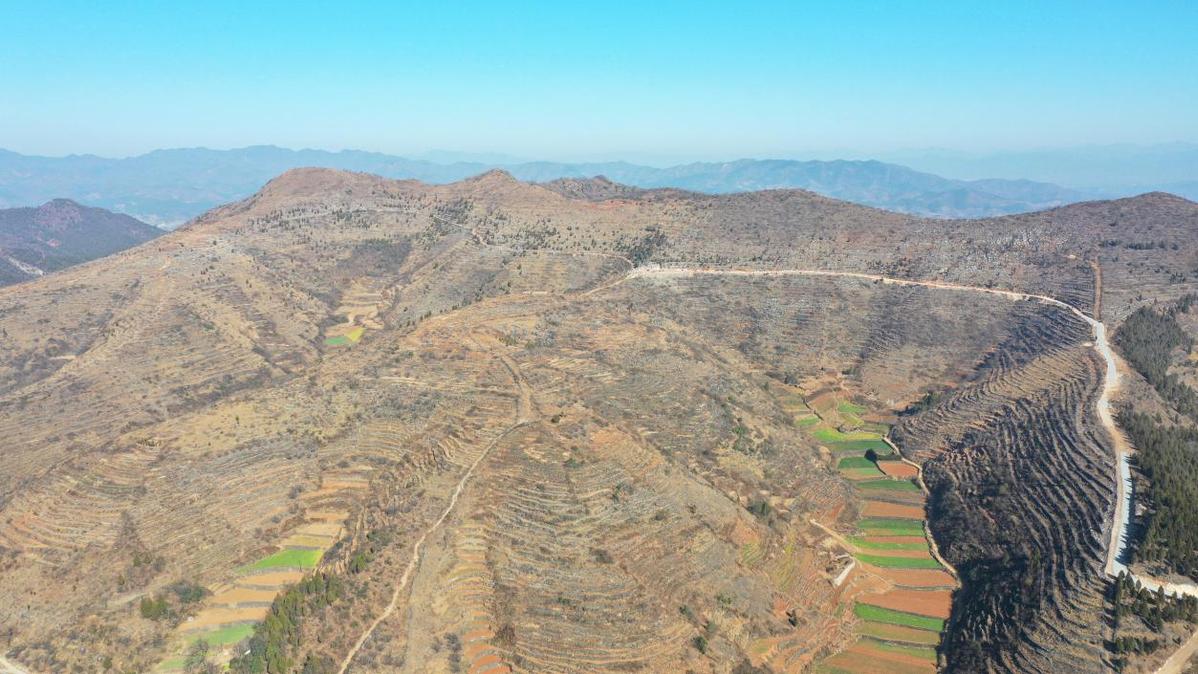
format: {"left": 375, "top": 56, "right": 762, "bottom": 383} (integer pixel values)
{"left": 335, "top": 339, "right": 536, "bottom": 674}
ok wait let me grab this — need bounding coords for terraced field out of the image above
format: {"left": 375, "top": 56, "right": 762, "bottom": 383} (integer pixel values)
{"left": 2, "top": 170, "right": 1197, "bottom": 672}
{"left": 798, "top": 396, "right": 954, "bottom": 674}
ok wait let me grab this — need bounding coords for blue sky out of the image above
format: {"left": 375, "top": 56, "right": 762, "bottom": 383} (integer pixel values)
{"left": 2, "top": 1, "right": 1196, "bottom": 161}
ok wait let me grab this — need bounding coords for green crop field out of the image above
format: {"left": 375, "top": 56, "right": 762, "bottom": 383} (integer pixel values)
{"left": 854, "top": 603, "right": 945, "bottom": 631}
{"left": 828, "top": 439, "right": 892, "bottom": 454}
{"left": 813, "top": 427, "right": 881, "bottom": 443}
{"left": 864, "top": 637, "right": 939, "bottom": 661}
{"left": 242, "top": 548, "right": 321, "bottom": 571}
{"left": 859, "top": 621, "right": 942, "bottom": 645}
{"left": 856, "top": 553, "right": 942, "bottom": 569}
{"left": 195, "top": 623, "right": 255, "bottom": 647}
{"left": 795, "top": 415, "right": 820, "bottom": 427}
{"left": 838, "top": 400, "right": 868, "bottom": 415}
{"left": 837, "top": 456, "right": 876, "bottom": 469}
{"left": 857, "top": 479, "right": 921, "bottom": 492}
{"left": 850, "top": 536, "right": 929, "bottom": 551}
{"left": 859, "top": 518, "right": 925, "bottom": 533}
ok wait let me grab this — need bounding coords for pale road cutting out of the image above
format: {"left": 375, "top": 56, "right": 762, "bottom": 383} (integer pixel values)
{"left": 625, "top": 267, "right": 1195, "bottom": 597}
{"left": 624, "top": 265, "right": 1198, "bottom": 673}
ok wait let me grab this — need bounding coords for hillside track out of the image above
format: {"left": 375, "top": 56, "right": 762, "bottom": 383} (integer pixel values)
{"left": 336, "top": 335, "right": 537, "bottom": 674}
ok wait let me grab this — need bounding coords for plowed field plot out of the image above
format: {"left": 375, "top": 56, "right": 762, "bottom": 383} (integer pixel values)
{"left": 854, "top": 603, "right": 945, "bottom": 631}
{"left": 859, "top": 589, "right": 952, "bottom": 619}
{"left": 858, "top": 518, "right": 925, "bottom": 535}
{"left": 857, "top": 478, "right": 920, "bottom": 492}
{"left": 877, "top": 460, "right": 918, "bottom": 478}
{"left": 850, "top": 536, "right": 929, "bottom": 551}
{"left": 829, "top": 439, "right": 893, "bottom": 453}
{"left": 861, "top": 502, "right": 925, "bottom": 520}
{"left": 857, "top": 553, "right": 941, "bottom": 569}
{"left": 838, "top": 456, "right": 884, "bottom": 479}
{"left": 819, "top": 641, "right": 936, "bottom": 674}
{"left": 859, "top": 621, "right": 942, "bottom": 645}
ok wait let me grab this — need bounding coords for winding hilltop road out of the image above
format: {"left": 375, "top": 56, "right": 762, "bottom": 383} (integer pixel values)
{"left": 629, "top": 266, "right": 1194, "bottom": 592}
{"left": 627, "top": 265, "right": 1198, "bottom": 672}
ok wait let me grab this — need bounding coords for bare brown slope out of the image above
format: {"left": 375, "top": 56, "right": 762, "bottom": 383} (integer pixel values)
{"left": 1, "top": 169, "right": 1196, "bottom": 673}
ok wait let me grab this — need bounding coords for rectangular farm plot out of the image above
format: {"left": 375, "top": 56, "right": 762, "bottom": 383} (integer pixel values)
{"left": 854, "top": 603, "right": 945, "bottom": 632}
{"left": 861, "top": 502, "right": 926, "bottom": 519}
{"left": 850, "top": 536, "right": 929, "bottom": 551}
{"left": 863, "top": 638, "right": 939, "bottom": 663}
{"left": 828, "top": 439, "right": 893, "bottom": 454}
{"left": 859, "top": 589, "right": 953, "bottom": 619}
{"left": 193, "top": 623, "right": 255, "bottom": 647}
{"left": 241, "top": 548, "right": 322, "bottom": 572}
{"left": 856, "top": 553, "right": 942, "bottom": 569}
{"left": 837, "top": 456, "right": 884, "bottom": 479}
{"left": 813, "top": 427, "right": 882, "bottom": 443}
{"left": 858, "top": 517, "right": 926, "bottom": 535}
{"left": 859, "top": 621, "right": 942, "bottom": 646}
{"left": 857, "top": 478, "right": 921, "bottom": 492}
{"left": 877, "top": 460, "right": 919, "bottom": 478}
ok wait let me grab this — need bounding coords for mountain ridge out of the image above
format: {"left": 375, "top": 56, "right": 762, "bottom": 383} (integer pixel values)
{"left": 0, "top": 145, "right": 1099, "bottom": 226}
{"left": 0, "top": 198, "right": 161, "bottom": 285}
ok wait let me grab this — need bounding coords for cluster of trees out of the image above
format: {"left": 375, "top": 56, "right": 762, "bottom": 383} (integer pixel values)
{"left": 228, "top": 573, "right": 345, "bottom": 674}
{"left": 138, "top": 580, "right": 208, "bottom": 622}
{"left": 1113, "top": 296, "right": 1198, "bottom": 578}
{"left": 1112, "top": 572, "right": 1198, "bottom": 630}
{"left": 1109, "top": 572, "right": 1197, "bottom": 669}
{"left": 1113, "top": 302, "right": 1198, "bottom": 419}
{"left": 1119, "top": 412, "right": 1198, "bottom": 579}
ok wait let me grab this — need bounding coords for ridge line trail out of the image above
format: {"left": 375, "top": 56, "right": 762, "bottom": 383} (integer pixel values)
{"left": 336, "top": 337, "right": 534, "bottom": 674}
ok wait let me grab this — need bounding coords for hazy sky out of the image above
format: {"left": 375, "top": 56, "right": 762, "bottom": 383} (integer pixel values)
{"left": 3, "top": 1, "right": 1196, "bottom": 160}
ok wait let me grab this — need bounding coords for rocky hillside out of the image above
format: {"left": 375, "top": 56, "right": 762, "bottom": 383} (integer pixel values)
{"left": 0, "top": 170, "right": 1196, "bottom": 673}
{"left": 0, "top": 199, "right": 161, "bottom": 285}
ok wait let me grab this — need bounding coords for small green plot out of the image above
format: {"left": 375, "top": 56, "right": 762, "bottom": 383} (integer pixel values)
{"left": 858, "top": 478, "right": 921, "bottom": 492}
{"left": 194, "top": 623, "right": 255, "bottom": 647}
{"left": 850, "top": 536, "right": 929, "bottom": 551}
{"left": 862, "top": 637, "right": 939, "bottom": 662}
{"left": 859, "top": 621, "right": 942, "bottom": 646}
{"left": 828, "top": 439, "right": 892, "bottom": 454}
{"left": 837, "top": 456, "right": 876, "bottom": 470}
{"left": 854, "top": 603, "right": 945, "bottom": 632}
{"left": 795, "top": 415, "right": 820, "bottom": 427}
{"left": 324, "top": 335, "right": 350, "bottom": 346}
{"left": 838, "top": 400, "right": 868, "bottom": 416}
{"left": 814, "top": 427, "right": 880, "bottom": 443}
{"left": 856, "top": 553, "right": 942, "bottom": 569}
{"left": 859, "top": 517, "right": 926, "bottom": 534}
{"left": 242, "top": 548, "right": 321, "bottom": 572}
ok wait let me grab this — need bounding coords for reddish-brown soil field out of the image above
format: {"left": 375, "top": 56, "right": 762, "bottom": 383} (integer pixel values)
{"left": 860, "top": 535, "right": 927, "bottom": 545}
{"left": 860, "top": 589, "right": 953, "bottom": 618}
{"left": 862, "top": 501, "right": 925, "bottom": 519}
{"left": 877, "top": 461, "right": 918, "bottom": 478}
{"left": 870, "top": 568, "right": 956, "bottom": 588}
{"left": 822, "top": 642, "right": 935, "bottom": 674}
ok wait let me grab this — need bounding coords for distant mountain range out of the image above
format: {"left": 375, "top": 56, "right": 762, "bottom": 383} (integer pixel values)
{"left": 881, "top": 142, "right": 1198, "bottom": 198}
{"left": 0, "top": 146, "right": 1099, "bottom": 227}
{"left": 0, "top": 199, "right": 161, "bottom": 285}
